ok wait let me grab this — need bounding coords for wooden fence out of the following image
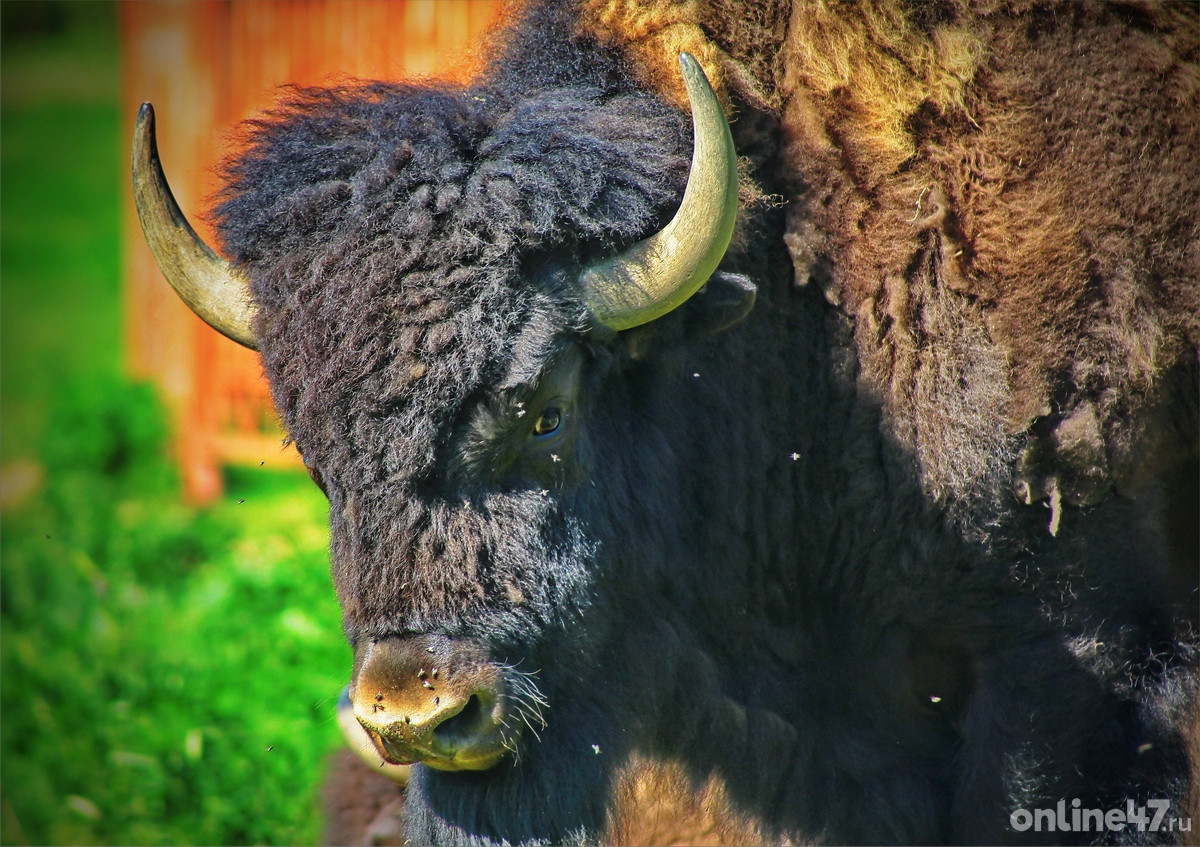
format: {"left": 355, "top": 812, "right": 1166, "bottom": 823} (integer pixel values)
{"left": 121, "top": 0, "right": 502, "bottom": 500}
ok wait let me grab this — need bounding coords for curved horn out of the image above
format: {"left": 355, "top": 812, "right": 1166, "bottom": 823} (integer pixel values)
{"left": 131, "top": 102, "right": 258, "bottom": 350}
{"left": 580, "top": 53, "right": 739, "bottom": 331}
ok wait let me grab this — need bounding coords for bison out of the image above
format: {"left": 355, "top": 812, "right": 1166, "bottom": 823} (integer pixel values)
{"left": 132, "top": 0, "right": 1199, "bottom": 843}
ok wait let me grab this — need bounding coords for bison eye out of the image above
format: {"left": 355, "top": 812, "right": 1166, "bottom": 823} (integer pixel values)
{"left": 532, "top": 407, "right": 562, "bottom": 437}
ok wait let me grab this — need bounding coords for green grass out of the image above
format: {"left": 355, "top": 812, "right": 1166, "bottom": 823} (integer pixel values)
{"left": 1, "top": 8, "right": 350, "bottom": 845}
{"left": 1, "top": 10, "right": 124, "bottom": 463}
{"left": 2, "top": 454, "right": 349, "bottom": 845}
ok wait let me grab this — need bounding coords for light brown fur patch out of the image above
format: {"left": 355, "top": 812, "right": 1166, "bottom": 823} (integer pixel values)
{"left": 606, "top": 755, "right": 767, "bottom": 846}
{"left": 780, "top": 2, "right": 982, "bottom": 186}
{"left": 575, "top": 0, "right": 728, "bottom": 111}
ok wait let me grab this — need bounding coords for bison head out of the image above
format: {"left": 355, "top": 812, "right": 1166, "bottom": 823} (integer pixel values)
{"left": 134, "top": 53, "right": 751, "bottom": 800}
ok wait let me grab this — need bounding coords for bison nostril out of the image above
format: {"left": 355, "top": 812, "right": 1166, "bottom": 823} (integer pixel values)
{"left": 350, "top": 637, "right": 514, "bottom": 770}
{"left": 433, "top": 693, "right": 485, "bottom": 744}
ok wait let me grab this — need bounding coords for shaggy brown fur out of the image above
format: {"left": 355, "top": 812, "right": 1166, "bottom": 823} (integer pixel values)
{"left": 606, "top": 756, "right": 764, "bottom": 846}
{"left": 579, "top": 0, "right": 1200, "bottom": 533}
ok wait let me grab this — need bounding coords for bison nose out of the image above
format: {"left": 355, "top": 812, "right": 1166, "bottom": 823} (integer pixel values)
{"left": 350, "top": 635, "right": 509, "bottom": 772}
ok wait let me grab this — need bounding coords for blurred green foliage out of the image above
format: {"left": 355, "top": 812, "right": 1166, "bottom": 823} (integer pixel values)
{"left": 1, "top": 5, "right": 351, "bottom": 844}
{"left": 2, "top": 379, "right": 349, "bottom": 845}
{"left": 1, "top": 2, "right": 123, "bottom": 464}
{"left": 0, "top": 1, "right": 117, "bottom": 40}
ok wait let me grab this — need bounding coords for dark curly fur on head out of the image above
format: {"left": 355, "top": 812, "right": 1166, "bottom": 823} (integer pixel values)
{"left": 212, "top": 45, "right": 698, "bottom": 650}
{"left": 215, "top": 76, "right": 689, "bottom": 482}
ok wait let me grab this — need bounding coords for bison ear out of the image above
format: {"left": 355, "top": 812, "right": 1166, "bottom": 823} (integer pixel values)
{"left": 683, "top": 271, "right": 757, "bottom": 337}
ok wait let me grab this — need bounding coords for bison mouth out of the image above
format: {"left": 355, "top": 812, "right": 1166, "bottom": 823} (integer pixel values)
{"left": 345, "top": 636, "right": 549, "bottom": 772}
{"left": 362, "top": 691, "right": 511, "bottom": 772}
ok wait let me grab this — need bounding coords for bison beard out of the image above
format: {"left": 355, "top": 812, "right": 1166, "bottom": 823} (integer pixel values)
{"left": 137, "top": 0, "right": 1198, "bottom": 844}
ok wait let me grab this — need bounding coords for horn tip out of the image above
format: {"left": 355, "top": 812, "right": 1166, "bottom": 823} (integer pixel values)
{"left": 135, "top": 102, "right": 157, "bottom": 143}
{"left": 677, "top": 52, "right": 713, "bottom": 94}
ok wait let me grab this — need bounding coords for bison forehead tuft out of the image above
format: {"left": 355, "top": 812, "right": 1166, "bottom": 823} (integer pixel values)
{"left": 212, "top": 80, "right": 690, "bottom": 486}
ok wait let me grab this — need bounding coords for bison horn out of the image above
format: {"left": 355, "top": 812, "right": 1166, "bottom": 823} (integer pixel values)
{"left": 580, "top": 53, "right": 739, "bottom": 331}
{"left": 131, "top": 102, "right": 258, "bottom": 350}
